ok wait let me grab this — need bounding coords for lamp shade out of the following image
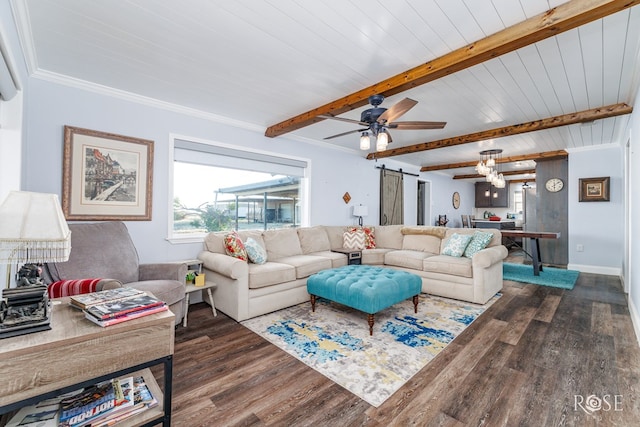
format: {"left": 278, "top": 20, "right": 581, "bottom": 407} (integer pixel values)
{"left": 0, "top": 191, "right": 71, "bottom": 264}
{"left": 352, "top": 205, "right": 368, "bottom": 217}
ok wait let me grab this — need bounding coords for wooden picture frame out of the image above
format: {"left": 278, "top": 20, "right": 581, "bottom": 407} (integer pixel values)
{"left": 578, "top": 176, "right": 610, "bottom": 202}
{"left": 62, "top": 126, "right": 154, "bottom": 220}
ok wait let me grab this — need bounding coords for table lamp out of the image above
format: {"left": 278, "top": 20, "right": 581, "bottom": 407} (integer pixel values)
{"left": 0, "top": 191, "right": 72, "bottom": 338}
{"left": 352, "top": 205, "right": 368, "bottom": 227}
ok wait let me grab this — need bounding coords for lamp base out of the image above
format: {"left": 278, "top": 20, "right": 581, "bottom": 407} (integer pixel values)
{"left": 358, "top": 216, "right": 363, "bottom": 227}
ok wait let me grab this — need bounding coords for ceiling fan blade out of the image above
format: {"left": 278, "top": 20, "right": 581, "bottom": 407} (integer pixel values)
{"left": 377, "top": 98, "right": 418, "bottom": 124}
{"left": 318, "top": 114, "right": 367, "bottom": 126}
{"left": 323, "top": 128, "right": 369, "bottom": 140}
{"left": 389, "top": 121, "right": 447, "bottom": 130}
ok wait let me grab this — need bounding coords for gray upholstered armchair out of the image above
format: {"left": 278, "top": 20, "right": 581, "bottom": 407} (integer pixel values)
{"left": 43, "top": 221, "right": 186, "bottom": 324}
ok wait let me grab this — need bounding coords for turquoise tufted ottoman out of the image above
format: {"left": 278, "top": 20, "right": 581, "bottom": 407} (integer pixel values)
{"left": 307, "top": 265, "right": 422, "bottom": 335}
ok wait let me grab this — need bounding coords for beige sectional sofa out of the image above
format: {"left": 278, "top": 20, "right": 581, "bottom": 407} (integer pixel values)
{"left": 198, "top": 225, "right": 508, "bottom": 321}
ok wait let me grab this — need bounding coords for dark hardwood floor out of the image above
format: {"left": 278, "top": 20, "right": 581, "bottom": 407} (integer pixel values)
{"left": 165, "top": 255, "right": 640, "bottom": 426}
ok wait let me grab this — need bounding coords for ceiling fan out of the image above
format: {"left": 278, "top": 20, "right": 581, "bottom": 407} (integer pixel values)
{"left": 320, "top": 94, "right": 446, "bottom": 150}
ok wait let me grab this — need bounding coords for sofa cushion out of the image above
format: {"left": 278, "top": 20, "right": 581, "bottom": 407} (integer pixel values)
{"left": 248, "top": 262, "right": 297, "bottom": 289}
{"left": 441, "top": 233, "right": 473, "bottom": 257}
{"left": 324, "top": 226, "right": 348, "bottom": 249}
{"left": 362, "top": 248, "right": 393, "bottom": 265}
{"left": 263, "top": 228, "right": 303, "bottom": 260}
{"left": 375, "top": 225, "right": 404, "bottom": 249}
{"left": 203, "top": 231, "right": 226, "bottom": 254}
{"left": 348, "top": 227, "right": 376, "bottom": 249}
{"left": 245, "top": 237, "right": 267, "bottom": 264}
{"left": 402, "top": 234, "right": 441, "bottom": 253}
{"left": 424, "top": 255, "right": 473, "bottom": 278}
{"left": 343, "top": 229, "right": 366, "bottom": 249}
{"left": 308, "top": 251, "right": 349, "bottom": 268}
{"left": 275, "top": 255, "right": 332, "bottom": 279}
{"left": 385, "top": 250, "right": 436, "bottom": 270}
{"left": 463, "top": 231, "right": 494, "bottom": 258}
{"left": 298, "top": 226, "right": 331, "bottom": 254}
{"left": 224, "top": 231, "right": 248, "bottom": 261}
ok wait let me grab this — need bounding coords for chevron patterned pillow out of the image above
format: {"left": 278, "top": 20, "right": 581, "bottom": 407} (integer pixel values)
{"left": 343, "top": 229, "right": 366, "bottom": 250}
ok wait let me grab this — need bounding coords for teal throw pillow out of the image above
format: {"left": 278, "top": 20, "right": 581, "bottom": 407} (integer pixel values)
{"left": 245, "top": 237, "right": 267, "bottom": 264}
{"left": 441, "top": 233, "right": 473, "bottom": 257}
{"left": 463, "top": 231, "right": 494, "bottom": 258}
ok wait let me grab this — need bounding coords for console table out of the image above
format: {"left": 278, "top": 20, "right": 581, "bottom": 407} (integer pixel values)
{"left": 0, "top": 298, "right": 175, "bottom": 426}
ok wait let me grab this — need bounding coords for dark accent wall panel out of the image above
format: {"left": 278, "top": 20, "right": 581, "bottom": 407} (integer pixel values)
{"left": 535, "top": 158, "right": 568, "bottom": 266}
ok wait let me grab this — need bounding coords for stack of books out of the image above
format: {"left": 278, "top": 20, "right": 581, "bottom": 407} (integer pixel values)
{"left": 6, "top": 374, "right": 158, "bottom": 427}
{"left": 70, "top": 287, "right": 168, "bottom": 327}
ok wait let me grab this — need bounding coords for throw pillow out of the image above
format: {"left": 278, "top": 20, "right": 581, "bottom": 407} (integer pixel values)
{"left": 463, "top": 231, "right": 494, "bottom": 258}
{"left": 441, "top": 233, "right": 473, "bottom": 257}
{"left": 348, "top": 226, "right": 376, "bottom": 249}
{"left": 245, "top": 237, "right": 267, "bottom": 264}
{"left": 224, "top": 231, "right": 248, "bottom": 261}
{"left": 343, "top": 229, "right": 366, "bottom": 250}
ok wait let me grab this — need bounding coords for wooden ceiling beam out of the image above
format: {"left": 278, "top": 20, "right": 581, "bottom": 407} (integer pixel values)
{"left": 453, "top": 169, "right": 536, "bottom": 180}
{"left": 369, "top": 103, "right": 631, "bottom": 160}
{"left": 265, "top": 0, "right": 640, "bottom": 138}
{"left": 509, "top": 178, "right": 536, "bottom": 184}
{"left": 420, "top": 150, "right": 568, "bottom": 172}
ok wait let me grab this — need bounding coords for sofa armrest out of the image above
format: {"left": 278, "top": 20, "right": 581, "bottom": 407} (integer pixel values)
{"left": 472, "top": 245, "right": 508, "bottom": 269}
{"left": 198, "top": 251, "right": 248, "bottom": 280}
{"left": 139, "top": 262, "right": 188, "bottom": 282}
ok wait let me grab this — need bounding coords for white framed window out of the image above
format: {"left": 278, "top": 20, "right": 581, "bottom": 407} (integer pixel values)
{"left": 168, "top": 135, "right": 309, "bottom": 242}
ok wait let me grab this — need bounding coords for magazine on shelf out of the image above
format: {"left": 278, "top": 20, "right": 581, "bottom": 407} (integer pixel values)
{"left": 58, "top": 379, "right": 116, "bottom": 427}
{"left": 75, "top": 377, "right": 139, "bottom": 427}
{"left": 84, "top": 304, "right": 168, "bottom": 327}
{"left": 69, "top": 287, "right": 144, "bottom": 310}
{"left": 85, "top": 294, "right": 165, "bottom": 320}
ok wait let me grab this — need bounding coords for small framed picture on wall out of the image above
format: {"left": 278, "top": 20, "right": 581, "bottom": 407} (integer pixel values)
{"left": 578, "top": 176, "right": 610, "bottom": 202}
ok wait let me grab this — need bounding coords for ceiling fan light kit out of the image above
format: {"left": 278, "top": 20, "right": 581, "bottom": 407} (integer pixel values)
{"left": 323, "top": 95, "right": 446, "bottom": 152}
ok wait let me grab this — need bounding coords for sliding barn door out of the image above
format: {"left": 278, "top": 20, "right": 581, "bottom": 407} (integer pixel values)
{"left": 380, "top": 169, "right": 404, "bottom": 225}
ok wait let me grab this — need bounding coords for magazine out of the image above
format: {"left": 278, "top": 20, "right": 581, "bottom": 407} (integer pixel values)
{"left": 75, "top": 377, "right": 139, "bottom": 427}
{"left": 69, "top": 287, "right": 144, "bottom": 310}
{"left": 85, "top": 294, "right": 164, "bottom": 320}
{"left": 58, "top": 379, "right": 117, "bottom": 427}
{"left": 84, "top": 304, "right": 168, "bottom": 327}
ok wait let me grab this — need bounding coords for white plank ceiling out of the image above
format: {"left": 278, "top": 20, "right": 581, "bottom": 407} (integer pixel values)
{"left": 10, "top": 0, "right": 640, "bottom": 179}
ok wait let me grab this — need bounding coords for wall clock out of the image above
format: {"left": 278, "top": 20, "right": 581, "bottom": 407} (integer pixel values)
{"left": 545, "top": 178, "right": 564, "bottom": 192}
{"left": 452, "top": 191, "right": 460, "bottom": 209}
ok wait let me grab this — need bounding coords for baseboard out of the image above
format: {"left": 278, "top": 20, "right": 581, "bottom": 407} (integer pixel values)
{"left": 628, "top": 297, "right": 640, "bottom": 347}
{"left": 567, "top": 263, "right": 621, "bottom": 276}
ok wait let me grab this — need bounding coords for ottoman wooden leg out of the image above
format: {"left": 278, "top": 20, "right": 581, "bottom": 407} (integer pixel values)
{"left": 413, "top": 295, "right": 419, "bottom": 313}
{"left": 367, "top": 314, "right": 374, "bottom": 336}
{"left": 310, "top": 295, "right": 316, "bottom": 312}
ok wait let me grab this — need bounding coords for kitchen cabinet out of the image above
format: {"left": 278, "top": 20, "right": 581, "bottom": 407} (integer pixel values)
{"left": 475, "top": 182, "right": 508, "bottom": 207}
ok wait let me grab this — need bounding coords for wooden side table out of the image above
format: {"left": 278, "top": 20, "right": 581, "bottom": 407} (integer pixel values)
{"left": 183, "top": 281, "right": 217, "bottom": 327}
{"left": 0, "top": 299, "right": 174, "bottom": 426}
{"left": 331, "top": 248, "right": 362, "bottom": 265}
{"left": 181, "top": 258, "right": 217, "bottom": 327}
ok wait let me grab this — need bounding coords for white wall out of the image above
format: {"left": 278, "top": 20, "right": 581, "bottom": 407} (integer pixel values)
{"left": 628, "top": 87, "right": 640, "bottom": 344}
{"left": 567, "top": 145, "right": 624, "bottom": 275}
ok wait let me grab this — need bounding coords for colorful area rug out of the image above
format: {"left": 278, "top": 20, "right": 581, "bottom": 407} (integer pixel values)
{"left": 503, "top": 262, "right": 579, "bottom": 290}
{"left": 241, "top": 293, "right": 499, "bottom": 407}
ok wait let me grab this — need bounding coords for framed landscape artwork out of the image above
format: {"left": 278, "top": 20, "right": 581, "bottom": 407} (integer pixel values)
{"left": 62, "top": 126, "right": 154, "bottom": 220}
{"left": 578, "top": 176, "right": 610, "bottom": 202}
